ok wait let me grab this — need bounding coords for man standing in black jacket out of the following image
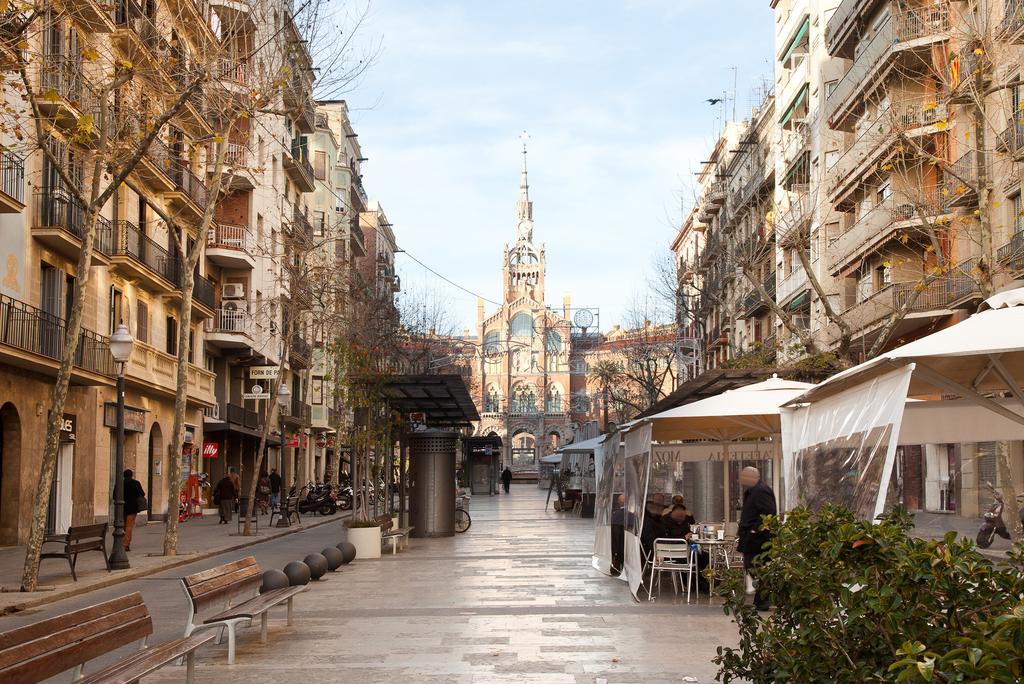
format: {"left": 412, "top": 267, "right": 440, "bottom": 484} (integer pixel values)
{"left": 737, "top": 466, "right": 777, "bottom": 611}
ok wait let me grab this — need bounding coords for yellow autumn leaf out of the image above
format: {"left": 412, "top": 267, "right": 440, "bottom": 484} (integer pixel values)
{"left": 973, "top": 48, "right": 983, "bottom": 56}
{"left": 0, "top": 0, "right": 10, "bottom": 13}
{"left": 17, "top": 40, "right": 28, "bottom": 51}
{"left": 934, "top": 120, "right": 948, "bottom": 131}
{"left": 956, "top": 185, "right": 966, "bottom": 194}
{"left": 81, "top": 47, "right": 100, "bottom": 62}
{"left": 992, "top": 201, "right": 1000, "bottom": 208}
{"left": 883, "top": 261, "right": 892, "bottom": 268}
{"left": 213, "top": 135, "right": 223, "bottom": 144}
{"left": 925, "top": 244, "right": 935, "bottom": 253}
{"left": 881, "top": 163, "right": 893, "bottom": 171}
{"left": 932, "top": 266, "right": 943, "bottom": 276}
{"left": 900, "top": 233, "right": 910, "bottom": 244}
{"left": 942, "top": 187, "right": 950, "bottom": 196}
{"left": 923, "top": 102, "right": 937, "bottom": 111}
{"left": 43, "top": 88, "right": 60, "bottom": 102}
{"left": 964, "top": 131, "right": 971, "bottom": 140}
{"left": 77, "top": 113, "right": 93, "bottom": 135}
{"left": 974, "top": 209, "right": 981, "bottom": 215}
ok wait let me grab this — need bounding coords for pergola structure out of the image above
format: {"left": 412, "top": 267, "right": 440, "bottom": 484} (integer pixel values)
{"left": 381, "top": 374, "right": 481, "bottom": 427}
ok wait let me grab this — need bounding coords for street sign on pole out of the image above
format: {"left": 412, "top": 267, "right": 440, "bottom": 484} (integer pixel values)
{"left": 242, "top": 383, "right": 270, "bottom": 400}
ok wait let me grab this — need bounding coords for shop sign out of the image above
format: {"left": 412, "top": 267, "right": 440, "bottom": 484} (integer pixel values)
{"left": 249, "top": 366, "right": 280, "bottom": 380}
{"left": 59, "top": 413, "right": 76, "bottom": 441}
{"left": 285, "top": 436, "right": 299, "bottom": 448}
{"left": 242, "top": 383, "right": 270, "bottom": 400}
{"left": 103, "top": 404, "right": 146, "bottom": 433}
{"left": 202, "top": 442, "right": 219, "bottom": 459}
{"left": 315, "top": 437, "right": 327, "bottom": 449}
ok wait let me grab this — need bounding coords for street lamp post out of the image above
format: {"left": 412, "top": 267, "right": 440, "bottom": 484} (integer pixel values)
{"left": 276, "top": 382, "right": 291, "bottom": 527}
{"left": 108, "top": 323, "right": 134, "bottom": 570}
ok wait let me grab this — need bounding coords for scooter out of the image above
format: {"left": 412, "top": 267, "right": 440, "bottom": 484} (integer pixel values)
{"left": 976, "top": 482, "right": 1024, "bottom": 548}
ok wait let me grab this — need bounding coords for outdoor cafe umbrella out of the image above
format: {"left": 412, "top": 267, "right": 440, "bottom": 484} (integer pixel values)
{"left": 642, "top": 375, "right": 816, "bottom": 442}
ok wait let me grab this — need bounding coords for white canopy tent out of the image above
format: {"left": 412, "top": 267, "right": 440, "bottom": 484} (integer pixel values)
{"left": 618, "top": 376, "right": 815, "bottom": 598}
{"left": 781, "top": 287, "right": 1024, "bottom": 521}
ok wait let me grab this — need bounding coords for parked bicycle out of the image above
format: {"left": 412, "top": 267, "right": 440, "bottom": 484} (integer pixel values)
{"left": 454, "top": 506, "right": 471, "bottom": 533}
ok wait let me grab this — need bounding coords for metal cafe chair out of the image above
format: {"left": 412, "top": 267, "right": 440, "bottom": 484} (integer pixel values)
{"left": 648, "top": 539, "right": 698, "bottom": 602}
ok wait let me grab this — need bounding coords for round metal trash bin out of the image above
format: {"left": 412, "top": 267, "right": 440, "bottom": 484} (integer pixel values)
{"left": 408, "top": 431, "right": 458, "bottom": 538}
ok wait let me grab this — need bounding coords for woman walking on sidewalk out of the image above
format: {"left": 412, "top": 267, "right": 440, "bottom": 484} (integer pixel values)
{"left": 214, "top": 473, "right": 238, "bottom": 524}
{"left": 123, "top": 470, "right": 146, "bottom": 551}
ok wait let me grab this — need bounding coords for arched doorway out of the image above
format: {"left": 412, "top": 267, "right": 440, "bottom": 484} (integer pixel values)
{"left": 0, "top": 403, "right": 22, "bottom": 545}
{"left": 510, "top": 430, "right": 536, "bottom": 471}
{"left": 147, "top": 423, "right": 163, "bottom": 520}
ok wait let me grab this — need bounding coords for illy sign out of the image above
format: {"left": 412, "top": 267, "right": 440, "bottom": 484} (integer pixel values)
{"left": 202, "top": 442, "right": 219, "bottom": 459}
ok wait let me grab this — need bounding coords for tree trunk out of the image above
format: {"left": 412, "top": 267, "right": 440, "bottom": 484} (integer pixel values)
{"left": 21, "top": 211, "right": 100, "bottom": 591}
{"left": 997, "top": 450, "right": 1021, "bottom": 543}
{"left": 162, "top": 269, "right": 194, "bottom": 556}
{"left": 244, "top": 388, "right": 281, "bottom": 536}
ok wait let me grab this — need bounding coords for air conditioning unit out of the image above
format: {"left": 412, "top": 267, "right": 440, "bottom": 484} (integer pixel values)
{"left": 894, "top": 203, "right": 916, "bottom": 220}
{"left": 222, "top": 283, "right": 245, "bottom": 299}
{"left": 223, "top": 300, "right": 242, "bottom": 311}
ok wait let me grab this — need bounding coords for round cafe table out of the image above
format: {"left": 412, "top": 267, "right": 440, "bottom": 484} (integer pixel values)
{"left": 690, "top": 537, "right": 737, "bottom": 594}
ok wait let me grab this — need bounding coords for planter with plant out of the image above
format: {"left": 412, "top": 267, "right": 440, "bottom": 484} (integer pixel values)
{"left": 343, "top": 518, "right": 382, "bottom": 559}
{"left": 714, "top": 505, "right": 1024, "bottom": 683}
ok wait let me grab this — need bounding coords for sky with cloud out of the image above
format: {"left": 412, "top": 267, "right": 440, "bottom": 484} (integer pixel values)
{"left": 342, "top": 1, "right": 774, "bottom": 332}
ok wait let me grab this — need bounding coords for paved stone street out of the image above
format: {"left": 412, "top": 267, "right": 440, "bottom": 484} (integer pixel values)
{"left": 1, "top": 485, "right": 736, "bottom": 683}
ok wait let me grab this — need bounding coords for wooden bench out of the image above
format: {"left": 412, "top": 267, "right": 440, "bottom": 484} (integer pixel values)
{"left": 39, "top": 523, "right": 109, "bottom": 581}
{"left": 181, "top": 555, "right": 307, "bottom": 664}
{"left": 269, "top": 495, "right": 300, "bottom": 527}
{"left": 375, "top": 515, "right": 414, "bottom": 555}
{"left": 0, "top": 592, "right": 215, "bottom": 684}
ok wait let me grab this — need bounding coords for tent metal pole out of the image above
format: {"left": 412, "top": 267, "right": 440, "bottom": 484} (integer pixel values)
{"left": 912, "top": 365, "right": 1024, "bottom": 430}
{"left": 722, "top": 441, "right": 730, "bottom": 525}
{"left": 987, "top": 354, "right": 1024, "bottom": 408}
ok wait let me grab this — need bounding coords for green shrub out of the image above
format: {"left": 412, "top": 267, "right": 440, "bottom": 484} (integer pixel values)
{"left": 344, "top": 518, "right": 381, "bottom": 529}
{"left": 714, "top": 505, "right": 1024, "bottom": 683}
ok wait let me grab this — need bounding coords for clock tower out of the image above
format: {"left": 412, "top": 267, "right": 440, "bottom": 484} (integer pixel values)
{"left": 503, "top": 133, "right": 546, "bottom": 304}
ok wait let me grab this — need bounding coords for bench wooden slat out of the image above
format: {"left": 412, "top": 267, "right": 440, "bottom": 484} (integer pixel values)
{"left": 0, "top": 611, "right": 151, "bottom": 683}
{"left": 187, "top": 564, "right": 261, "bottom": 598}
{"left": 0, "top": 592, "right": 144, "bottom": 653}
{"left": 77, "top": 631, "right": 217, "bottom": 684}
{"left": 183, "top": 556, "right": 257, "bottom": 588}
{"left": 203, "top": 585, "right": 307, "bottom": 623}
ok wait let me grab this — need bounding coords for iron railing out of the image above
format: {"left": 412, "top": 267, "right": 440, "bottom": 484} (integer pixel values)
{"left": 291, "top": 206, "right": 314, "bottom": 241}
{"left": 205, "top": 307, "right": 252, "bottom": 336}
{"left": 0, "top": 293, "right": 115, "bottom": 377}
{"left": 997, "top": 231, "right": 1024, "bottom": 272}
{"left": 225, "top": 402, "right": 259, "bottom": 429}
{"left": 998, "top": 0, "right": 1024, "bottom": 37}
{"left": 146, "top": 137, "right": 175, "bottom": 182}
{"left": 999, "top": 114, "right": 1024, "bottom": 155}
{"left": 288, "top": 138, "right": 314, "bottom": 185}
{"left": 34, "top": 189, "right": 117, "bottom": 254}
{"left": 39, "top": 54, "right": 83, "bottom": 103}
{"left": 1, "top": 150, "right": 25, "bottom": 204}
{"left": 170, "top": 160, "right": 207, "bottom": 210}
{"left": 207, "top": 222, "right": 251, "bottom": 251}
{"left": 193, "top": 274, "right": 215, "bottom": 309}
{"left": 290, "top": 333, "right": 311, "bottom": 365}
{"left": 113, "top": 219, "right": 180, "bottom": 285}
{"left": 892, "top": 258, "right": 981, "bottom": 312}
{"left": 942, "top": 152, "right": 977, "bottom": 201}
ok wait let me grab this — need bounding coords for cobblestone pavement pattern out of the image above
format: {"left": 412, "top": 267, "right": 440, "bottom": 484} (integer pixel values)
{"left": 1, "top": 485, "right": 737, "bottom": 683}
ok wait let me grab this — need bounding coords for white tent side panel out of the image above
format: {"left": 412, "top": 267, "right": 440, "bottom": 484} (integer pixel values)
{"left": 781, "top": 365, "right": 914, "bottom": 520}
{"left": 592, "top": 440, "right": 613, "bottom": 575}
{"left": 897, "top": 399, "right": 1024, "bottom": 445}
{"left": 623, "top": 423, "right": 653, "bottom": 599}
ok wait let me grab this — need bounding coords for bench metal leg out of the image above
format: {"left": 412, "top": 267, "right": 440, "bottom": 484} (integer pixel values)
{"left": 227, "top": 624, "right": 237, "bottom": 665}
{"left": 186, "top": 652, "right": 195, "bottom": 684}
{"left": 260, "top": 612, "right": 268, "bottom": 643}
{"left": 287, "top": 597, "right": 294, "bottom": 626}
{"left": 69, "top": 554, "right": 77, "bottom": 582}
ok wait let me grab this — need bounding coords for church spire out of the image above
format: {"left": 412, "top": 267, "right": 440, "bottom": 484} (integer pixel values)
{"left": 515, "top": 130, "right": 533, "bottom": 234}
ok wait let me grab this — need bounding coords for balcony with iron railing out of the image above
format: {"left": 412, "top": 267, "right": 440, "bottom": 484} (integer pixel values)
{"left": 135, "top": 137, "right": 177, "bottom": 192}
{"left": 1, "top": 150, "right": 25, "bottom": 212}
{"left": 110, "top": 219, "right": 181, "bottom": 291}
{"left": 997, "top": 230, "right": 1024, "bottom": 274}
{"left": 998, "top": 114, "right": 1024, "bottom": 159}
{"left": 207, "top": 222, "right": 255, "bottom": 269}
{"left": 112, "top": 0, "right": 173, "bottom": 73}
{"left": 349, "top": 220, "right": 366, "bottom": 257}
{"left": 290, "top": 206, "right": 314, "bottom": 243}
{"left": 315, "top": 111, "right": 330, "bottom": 129}
{"left": 283, "top": 396, "right": 312, "bottom": 425}
{"left": 826, "top": 0, "right": 884, "bottom": 57}
{"left": 290, "top": 333, "right": 312, "bottom": 368}
{"left": 166, "top": 159, "right": 208, "bottom": 220}
{"left": 283, "top": 138, "right": 315, "bottom": 192}
{"left": 776, "top": 261, "right": 810, "bottom": 304}
{"left": 191, "top": 274, "right": 215, "bottom": 314}
{"left": 224, "top": 402, "right": 260, "bottom": 430}
{"left": 0, "top": 292, "right": 115, "bottom": 381}
{"left": 32, "top": 189, "right": 115, "bottom": 262}
{"left": 284, "top": 75, "right": 316, "bottom": 134}
{"left": 825, "top": 5, "right": 951, "bottom": 130}
{"left": 942, "top": 152, "right": 978, "bottom": 206}
{"left": 707, "top": 181, "right": 727, "bottom": 207}
{"left": 204, "top": 307, "right": 257, "bottom": 350}
{"left": 827, "top": 95, "right": 949, "bottom": 202}
{"left": 997, "top": 0, "right": 1024, "bottom": 43}
{"left": 827, "top": 189, "right": 948, "bottom": 274}
{"left": 742, "top": 273, "right": 777, "bottom": 316}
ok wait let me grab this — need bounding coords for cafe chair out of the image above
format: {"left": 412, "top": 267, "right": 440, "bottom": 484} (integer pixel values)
{"left": 648, "top": 539, "right": 697, "bottom": 602}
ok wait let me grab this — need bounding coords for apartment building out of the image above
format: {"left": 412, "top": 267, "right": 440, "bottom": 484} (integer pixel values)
{"left": 0, "top": 0, "right": 327, "bottom": 543}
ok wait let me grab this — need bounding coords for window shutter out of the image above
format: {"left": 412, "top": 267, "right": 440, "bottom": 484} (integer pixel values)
{"left": 136, "top": 300, "right": 148, "bottom": 344}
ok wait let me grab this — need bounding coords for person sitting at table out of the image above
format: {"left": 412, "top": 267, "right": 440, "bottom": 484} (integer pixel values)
{"left": 672, "top": 494, "right": 684, "bottom": 505}
{"left": 640, "top": 499, "right": 668, "bottom": 556}
{"left": 661, "top": 504, "right": 710, "bottom": 590}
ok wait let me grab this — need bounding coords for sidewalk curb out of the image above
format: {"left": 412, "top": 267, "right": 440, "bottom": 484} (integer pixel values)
{"left": 0, "top": 514, "right": 347, "bottom": 617}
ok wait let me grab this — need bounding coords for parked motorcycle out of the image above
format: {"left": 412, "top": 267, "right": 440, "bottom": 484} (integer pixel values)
{"left": 295, "top": 482, "right": 338, "bottom": 516}
{"left": 976, "top": 482, "right": 1024, "bottom": 548}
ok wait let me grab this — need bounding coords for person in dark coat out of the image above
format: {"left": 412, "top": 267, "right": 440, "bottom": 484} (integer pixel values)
{"left": 123, "top": 469, "right": 146, "bottom": 552}
{"left": 737, "top": 466, "right": 777, "bottom": 611}
{"left": 269, "top": 468, "right": 283, "bottom": 510}
{"left": 501, "top": 467, "right": 513, "bottom": 494}
{"left": 214, "top": 473, "right": 238, "bottom": 524}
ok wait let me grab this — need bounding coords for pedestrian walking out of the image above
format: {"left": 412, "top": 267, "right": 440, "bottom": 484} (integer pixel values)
{"left": 269, "top": 468, "right": 282, "bottom": 511}
{"left": 256, "top": 470, "right": 271, "bottom": 514}
{"left": 214, "top": 472, "right": 238, "bottom": 524}
{"left": 737, "top": 466, "right": 777, "bottom": 611}
{"left": 501, "top": 467, "right": 513, "bottom": 494}
{"left": 122, "top": 469, "right": 146, "bottom": 552}
{"left": 228, "top": 467, "right": 241, "bottom": 512}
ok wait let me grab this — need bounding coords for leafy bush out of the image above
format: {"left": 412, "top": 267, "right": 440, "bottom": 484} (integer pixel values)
{"left": 344, "top": 518, "right": 381, "bottom": 529}
{"left": 714, "top": 505, "right": 1024, "bottom": 683}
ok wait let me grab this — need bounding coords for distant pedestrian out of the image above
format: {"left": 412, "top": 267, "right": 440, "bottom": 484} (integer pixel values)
{"left": 269, "top": 468, "right": 283, "bottom": 510}
{"left": 123, "top": 469, "right": 146, "bottom": 552}
{"left": 214, "top": 473, "right": 238, "bottom": 524}
{"left": 738, "top": 466, "right": 777, "bottom": 611}
{"left": 501, "top": 467, "right": 513, "bottom": 494}
{"left": 256, "top": 471, "right": 271, "bottom": 514}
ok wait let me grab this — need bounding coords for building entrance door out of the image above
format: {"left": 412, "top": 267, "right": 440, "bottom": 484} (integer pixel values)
{"left": 47, "top": 442, "right": 74, "bottom": 534}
